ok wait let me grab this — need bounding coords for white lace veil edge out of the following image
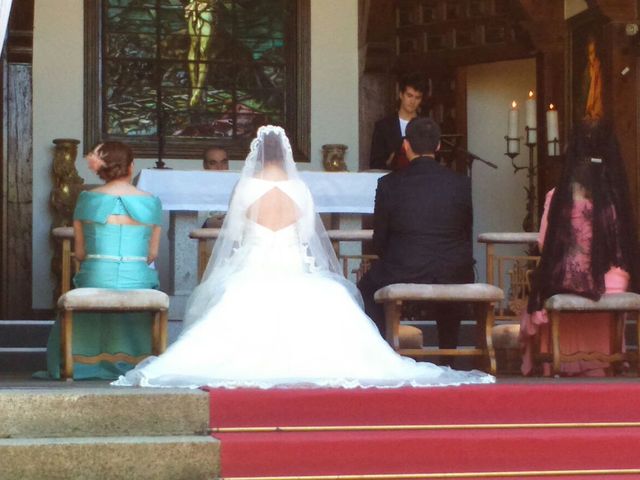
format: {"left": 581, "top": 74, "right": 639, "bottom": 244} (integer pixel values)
{"left": 183, "top": 125, "right": 362, "bottom": 330}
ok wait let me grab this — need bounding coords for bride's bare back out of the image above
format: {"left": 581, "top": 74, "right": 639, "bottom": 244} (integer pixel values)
{"left": 247, "top": 164, "right": 299, "bottom": 231}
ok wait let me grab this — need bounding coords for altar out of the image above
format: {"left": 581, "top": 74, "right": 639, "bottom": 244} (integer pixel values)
{"left": 136, "top": 169, "right": 385, "bottom": 320}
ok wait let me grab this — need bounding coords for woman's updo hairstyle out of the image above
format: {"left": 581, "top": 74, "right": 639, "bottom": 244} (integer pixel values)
{"left": 92, "top": 141, "right": 134, "bottom": 182}
{"left": 261, "top": 131, "right": 284, "bottom": 165}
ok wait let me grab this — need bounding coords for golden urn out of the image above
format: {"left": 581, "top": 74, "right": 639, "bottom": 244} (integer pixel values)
{"left": 321, "top": 144, "right": 348, "bottom": 172}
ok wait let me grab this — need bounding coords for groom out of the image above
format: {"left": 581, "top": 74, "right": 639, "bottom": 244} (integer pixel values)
{"left": 358, "top": 117, "right": 474, "bottom": 359}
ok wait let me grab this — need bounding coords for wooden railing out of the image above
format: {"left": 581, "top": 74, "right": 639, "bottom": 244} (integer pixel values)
{"left": 54, "top": 227, "right": 541, "bottom": 316}
{"left": 189, "top": 228, "right": 376, "bottom": 281}
{"left": 53, "top": 226, "right": 377, "bottom": 294}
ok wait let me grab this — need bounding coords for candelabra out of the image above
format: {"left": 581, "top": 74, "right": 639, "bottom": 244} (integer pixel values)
{"left": 504, "top": 126, "right": 538, "bottom": 233}
{"left": 547, "top": 137, "right": 560, "bottom": 157}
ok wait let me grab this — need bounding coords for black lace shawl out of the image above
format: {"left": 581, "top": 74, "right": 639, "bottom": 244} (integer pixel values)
{"left": 527, "top": 121, "right": 640, "bottom": 313}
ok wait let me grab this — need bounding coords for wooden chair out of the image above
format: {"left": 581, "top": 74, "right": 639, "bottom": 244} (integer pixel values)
{"left": 542, "top": 293, "right": 640, "bottom": 376}
{"left": 52, "top": 227, "right": 170, "bottom": 380}
{"left": 374, "top": 283, "right": 505, "bottom": 375}
{"left": 478, "top": 232, "right": 539, "bottom": 373}
{"left": 51, "top": 226, "right": 77, "bottom": 294}
{"left": 57, "top": 288, "right": 169, "bottom": 380}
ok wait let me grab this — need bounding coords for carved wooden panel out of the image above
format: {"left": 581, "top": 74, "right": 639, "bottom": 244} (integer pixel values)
{"left": 395, "top": 0, "right": 530, "bottom": 64}
{"left": 3, "top": 64, "right": 33, "bottom": 319}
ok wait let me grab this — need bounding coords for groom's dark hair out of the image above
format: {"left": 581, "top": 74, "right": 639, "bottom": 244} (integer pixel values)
{"left": 405, "top": 117, "right": 440, "bottom": 155}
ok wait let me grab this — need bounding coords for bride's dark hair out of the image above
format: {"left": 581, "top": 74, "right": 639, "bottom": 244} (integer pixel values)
{"left": 260, "top": 131, "right": 285, "bottom": 164}
{"left": 527, "top": 120, "right": 640, "bottom": 313}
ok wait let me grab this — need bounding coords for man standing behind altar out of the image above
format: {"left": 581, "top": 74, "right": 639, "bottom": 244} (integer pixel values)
{"left": 368, "top": 73, "right": 425, "bottom": 170}
{"left": 202, "top": 146, "right": 229, "bottom": 229}
{"left": 203, "top": 145, "right": 229, "bottom": 171}
{"left": 358, "top": 117, "right": 474, "bottom": 363}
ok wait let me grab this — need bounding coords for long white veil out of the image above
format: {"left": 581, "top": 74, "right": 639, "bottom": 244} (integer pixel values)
{"left": 183, "top": 125, "right": 362, "bottom": 330}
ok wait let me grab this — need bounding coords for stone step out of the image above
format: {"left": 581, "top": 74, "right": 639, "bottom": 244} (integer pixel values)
{"left": 0, "top": 320, "right": 52, "bottom": 372}
{"left": 0, "top": 351, "right": 47, "bottom": 372}
{"left": 0, "top": 436, "right": 219, "bottom": 480}
{"left": 0, "top": 388, "right": 210, "bottom": 438}
{"left": 0, "top": 321, "right": 53, "bottom": 348}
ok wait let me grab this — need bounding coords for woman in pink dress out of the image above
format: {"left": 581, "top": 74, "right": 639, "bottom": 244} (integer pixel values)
{"left": 520, "top": 121, "right": 639, "bottom": 376}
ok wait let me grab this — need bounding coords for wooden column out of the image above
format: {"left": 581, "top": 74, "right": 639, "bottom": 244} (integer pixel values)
{"left": 2, "top": 64, "right": 33, "bottom": 319}
{"left": 605, "top": 16, "right": 640, "bottom": 227}
{"left": 1, "top": 0, "right": 34, "bottom": 320}
{"left": 358, "top": 0, "right": 396, "bottom": 170}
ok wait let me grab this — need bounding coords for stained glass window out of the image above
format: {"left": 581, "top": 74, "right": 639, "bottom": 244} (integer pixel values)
{"left": 85, "top": 0, "right": 310, "bottom": 160}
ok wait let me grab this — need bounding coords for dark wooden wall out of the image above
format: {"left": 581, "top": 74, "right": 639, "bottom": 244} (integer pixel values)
{"left": 1, "top": 0, "right": 34, "bottom": 319}
{"left": 358, "top": 0, "right": 396, "bottom": 170}
{"left": 602, "top": 2, "right": 640, "bottom": 225}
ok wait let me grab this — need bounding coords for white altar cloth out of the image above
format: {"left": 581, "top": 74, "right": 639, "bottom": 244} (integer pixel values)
{"left": 136, "top": 169, "right": 385, "bottom": 214}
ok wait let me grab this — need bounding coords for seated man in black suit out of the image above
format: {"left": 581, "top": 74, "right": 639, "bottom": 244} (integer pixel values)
{"left": 358, "top": 117, "right": 475, "bottom": 362}
{"left": 369, "top": 73, "right": 426, "bottom": 170}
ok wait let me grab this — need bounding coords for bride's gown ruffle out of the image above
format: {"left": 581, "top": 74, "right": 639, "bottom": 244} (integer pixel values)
{"left": 113, "top": 222, "right": 494, "bottom": 388}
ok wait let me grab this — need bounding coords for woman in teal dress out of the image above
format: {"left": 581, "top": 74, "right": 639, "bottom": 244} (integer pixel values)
{"left": 44, "top": 141, "right": 163, "bottom": 379}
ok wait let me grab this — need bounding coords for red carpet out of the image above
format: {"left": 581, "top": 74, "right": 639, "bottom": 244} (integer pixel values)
{"left": 208, "top": 383, "right": 640, "bottom": 478}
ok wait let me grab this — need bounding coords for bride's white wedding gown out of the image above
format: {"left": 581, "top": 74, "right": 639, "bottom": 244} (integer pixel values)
{"left": 113, "top": 182, "right": 494, "bottom": 388}
{"left": 114, "top": 126, "right": 493, "bottom": 388}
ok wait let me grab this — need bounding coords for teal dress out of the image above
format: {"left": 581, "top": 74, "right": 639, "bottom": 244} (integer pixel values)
{"left": 43, "top": 191, "right": 163, "bottom": 380}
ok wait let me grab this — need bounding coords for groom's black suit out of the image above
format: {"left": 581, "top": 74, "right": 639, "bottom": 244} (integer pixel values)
{"left": 358, "top": 155, "right": 475, "bottom": 350}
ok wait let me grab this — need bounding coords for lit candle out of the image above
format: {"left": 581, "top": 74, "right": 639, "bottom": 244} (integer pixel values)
{"left": 546, "top": 103, "right": 559, "bottom": 156}
{"left": 525, "top": 90, "right": 536, "bottom": 144}
{"left": 507, "top": 100, "right": 519, "bottom": 154}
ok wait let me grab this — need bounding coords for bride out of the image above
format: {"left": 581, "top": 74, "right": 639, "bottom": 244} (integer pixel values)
{"left": 113, "top": 126, "right": 494, "bottom": 388}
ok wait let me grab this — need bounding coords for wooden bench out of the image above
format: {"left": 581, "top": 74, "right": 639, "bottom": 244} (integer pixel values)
{"left": 543, "top": 293, "right": 640, "bottom": 376}
{"left": 57, "top": 288, "right": 170, "bottom": 380}
{"left": 374, "top": 283, "right": 505, "bottom": 375}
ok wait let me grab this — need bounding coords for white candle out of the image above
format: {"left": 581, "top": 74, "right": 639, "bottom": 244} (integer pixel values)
{"left": 546, "top": 104, "right": 559, "bottom": 156}
{"left": 507, "top": 100, "right": 519, "bottom": 154}
{"left": 525, "top": 90, "right": 536, "bottom": 144}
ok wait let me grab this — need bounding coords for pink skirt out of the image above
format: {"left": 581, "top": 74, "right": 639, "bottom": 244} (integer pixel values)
{"left": 519, "top": 267, "right": 629, "bottom": 377}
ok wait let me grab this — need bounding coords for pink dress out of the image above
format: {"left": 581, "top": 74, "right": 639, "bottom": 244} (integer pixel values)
{"left": 520, "top": 188, "right": 629, "bottom": 376}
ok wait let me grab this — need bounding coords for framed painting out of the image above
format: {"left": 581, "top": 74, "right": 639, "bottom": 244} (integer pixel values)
{"left": 567, "top": 7, "right": 609, "bottom": 129}
{"left": 84, "top": 0, "right": 310, "bottom": 161}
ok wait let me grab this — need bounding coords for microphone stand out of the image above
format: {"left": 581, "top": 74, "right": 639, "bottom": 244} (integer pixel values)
{"left": 439, "top": 136, "right": 498, "bottom": 174}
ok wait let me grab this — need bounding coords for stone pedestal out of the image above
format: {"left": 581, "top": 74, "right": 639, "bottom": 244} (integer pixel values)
{"left": 168, "top": 211, "right": 199, "bottom": 324}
